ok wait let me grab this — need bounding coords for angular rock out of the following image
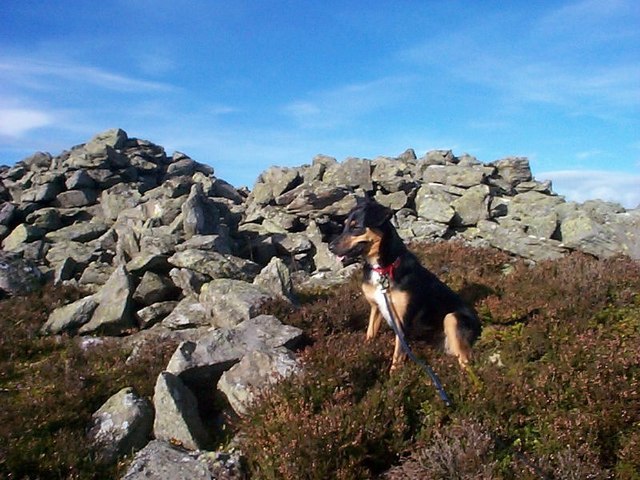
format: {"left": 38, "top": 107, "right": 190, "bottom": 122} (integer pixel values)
{"left": 87, "top": 128, "right": 128, "bottom": 151}
{"left": 491, "top": 157, "right": 533, "bottom": 191}
{"left": 79, "top": 265, "right": 135, "bottom": 336}
{"left": 0, "top": 202, "right": 16, "bottom": 226}
{"left": 181, "top": 183, "right": 220, "bottom": 238}
{"left": 2, "top": 223, "right": 45, "bottom": 250}
{"left": 78, "top": 262, "right": 115, "bottom": 290}
{"left": 26, "top": 207, "right": 62, "bottom": 231}
{"left": 375, "top": 190, "right": 408, "bottom": 210}
{"left": 133, "top": 271, "right": 177, "bottom": 306}
{"left": 136, "top": 301, "right": 178, "bottom": 329}
{"left": 251, "top": 166, "right": 302, "bottom": 205}
{"left": 199, "top": 279, "right": 272, "bottom": 328}
{"left": 422, "top": 164, "right": 490, "bottom": 188}
{"left": 121, "top": 440, "right": 213, "bottom": 480}
{"left": 451, "top": 184, "right": 490, "bottom": 226}
{"left": 168, "top": 249, "right": 259, "bottom": 282}
{"left": 162, "top": 296, "right": 209, "bottom": 329}
{"left": 45, "top": 221, "right": 109, "bottom": 243}
{"left": 169, "top": 267, "right": 209, "bottom": 296}
{"left": 20, "top": 151, "right": 53, "bottom": 171}
{"left": 87, "top": 387, "right": 153, "bottom": 464}
{"left": 253, "top": 257, "right": 295, "bottom": 302}
{"left": 166, "top": 315, "right": 303, "bottom": 383}
{"left": 54, "top": 189, "right": 98, "bottom": 208}
{"left": 41, "top": 295, "right": 98, "bottom": 334}
{"left": 218, "top": 347, "right": 299, "bottom": 415}
{"left": 65, "top": 169, "right": 97, "bottom": 190}
{"left": 415, "top": 185, "right": 455, "bottom": 224}
{"left": 475, "top": 219, "right": 567, "bottom": 261}
{"left": 46, "top": 241, "right": 98, "bottom": 271}
{"left": 323, "top": 157, "right": 373, "bottom": 191}
{"left": 0, "top": 251, "right": 43, "bottom": 297}
{"left": 508, "top": 191, "right": 564, "bottom": 239}
{"left": 101, "top": 185, "right": 142, "bottom": 222}
{"left": 560, "top": 214, "right": 622, "bottom": 258}
{"left": 153, "top": 371, "right": 210, "bottom": 451}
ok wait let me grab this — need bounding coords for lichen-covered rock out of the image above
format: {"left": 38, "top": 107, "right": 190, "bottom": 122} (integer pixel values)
{"left": 87, "top": 387, "right": 153, "bottom": 464}
{"left": 79, "top": 265, "right": 135, "bottom": 336}
{"left": 153, "top": 372, "right": 211, "bottom": 451}
{"left": 218, "top": 346, "right": 299, "bottom": 415}
{"left": 0, "top": 251, "right": 43, "bottom": 297}
{"left": 41, "top": 295, "right": 98, "bottom": 334}
{"left": 199, "top": 279, "right": 272, "bottom": 328}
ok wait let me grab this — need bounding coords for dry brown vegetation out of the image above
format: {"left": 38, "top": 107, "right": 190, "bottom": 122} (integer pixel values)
{"left": 1, "top": 242, "right": 639, "bottom": 479}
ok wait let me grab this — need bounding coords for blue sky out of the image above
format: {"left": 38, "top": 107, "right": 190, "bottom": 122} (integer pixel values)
{"left": 1, "top": 1, "right": 639, "bottom": 207}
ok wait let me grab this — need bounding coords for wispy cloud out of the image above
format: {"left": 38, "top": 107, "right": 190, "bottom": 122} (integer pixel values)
{"left": 282, "top": 76, "right": 416, "bottom": 129}
{"left": 401, "top": 1, "right": 640, "bottom": 117}
{"left": 0, "top": 56, "right": 175, "bottom": 93}
{"left": 0, "top": 107, "right": 53, "bottom": 137}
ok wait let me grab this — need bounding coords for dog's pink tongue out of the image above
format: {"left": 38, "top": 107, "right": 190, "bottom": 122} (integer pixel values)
{"left": 337, "top": 255, "right": 345, "bottom": 262}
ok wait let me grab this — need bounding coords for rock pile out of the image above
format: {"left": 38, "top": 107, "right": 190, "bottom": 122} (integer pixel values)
{"left": 1, "top": 129, "right": 639, "bottom": 476}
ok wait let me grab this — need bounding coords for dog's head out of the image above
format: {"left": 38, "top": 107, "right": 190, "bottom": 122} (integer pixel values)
{"left": 329, "top": 195, "right": 393, "bottom": 264}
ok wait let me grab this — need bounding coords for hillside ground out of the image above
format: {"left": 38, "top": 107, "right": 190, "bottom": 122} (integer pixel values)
{"left": 1, "top": 242, "right": 639, "bottom": 479}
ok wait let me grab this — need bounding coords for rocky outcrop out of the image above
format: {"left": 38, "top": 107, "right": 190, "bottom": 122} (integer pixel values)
{"left": 2, "top": 128, "right": 639, "bottom": 477}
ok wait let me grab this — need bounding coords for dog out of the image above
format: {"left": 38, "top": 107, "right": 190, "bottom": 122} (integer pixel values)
{"left": 329, "top": 195, "right": 481, "bottom": 372}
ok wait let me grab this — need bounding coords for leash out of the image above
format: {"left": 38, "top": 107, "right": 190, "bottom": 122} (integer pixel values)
{"left": 379, "top": 284, "right": 453, "bottom": 408}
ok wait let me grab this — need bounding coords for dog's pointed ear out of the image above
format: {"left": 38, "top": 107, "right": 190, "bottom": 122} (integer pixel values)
{"left": 365, "top": 200, "right": 393, "bottom": 227}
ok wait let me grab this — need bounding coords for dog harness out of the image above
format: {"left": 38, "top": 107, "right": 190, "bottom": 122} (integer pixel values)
{"left": 373, "top": 257, "right": 453, "bottom": 407}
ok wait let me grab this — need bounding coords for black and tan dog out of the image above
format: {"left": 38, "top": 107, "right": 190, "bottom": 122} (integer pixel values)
{"left": 329, "top": 195, "right": 481, "bottom": 372}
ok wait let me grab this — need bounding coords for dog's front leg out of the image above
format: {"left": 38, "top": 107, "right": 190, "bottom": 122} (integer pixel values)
{"left": 366, "top": 305, "right": 383, "bottom": 340}
{"left": 390, "top": 335, "right": 407, "bottom": 371}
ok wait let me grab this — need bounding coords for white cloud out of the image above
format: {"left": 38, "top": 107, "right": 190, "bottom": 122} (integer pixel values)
{"left": 538, "top": 169, "right": 640, "bottom": 208}
{"left": 0, "top": 107, "right": 53, "bottom": 137}
{"left": 0, "top": 57, "right": 175, "bottom": 93}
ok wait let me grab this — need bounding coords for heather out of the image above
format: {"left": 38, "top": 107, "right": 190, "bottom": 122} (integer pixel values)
{"left": 1, "top": 242, "right": 639, "bottom": 479}
{"left": 243, "top": 242, "right": 640, "bottom": 479}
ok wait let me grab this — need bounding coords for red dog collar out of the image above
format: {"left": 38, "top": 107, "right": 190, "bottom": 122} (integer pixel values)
{"left": 373, "top": 257, "right": 401, "bottom": 281}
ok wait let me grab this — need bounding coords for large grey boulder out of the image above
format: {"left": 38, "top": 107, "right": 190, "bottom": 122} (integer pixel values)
{"left": 199, "top": 279, "right": 272, "bottom": 328}
{"left": 132, "top": 271, "right": 177, "bottom": 306}
{"left": 560, "top": 214, "right": 624, "bottom": 258}
{"left": 253, "top": 257, "right": 295, "bottom": 302}
{"left": 168, "top": 249, "right": 259, "bottom": 282}
{"left": 422, "top": 164, "right": 491, "bottom": 188}
{"left": 218, "top": 347, "right": 299, "bottom": 415}
{"left": 250, "top": 166, "right": 302, "bottom": 205}
{"left": 87, "top": 387, "right": 153, "bottom": 464}
{"left": 153, "top": 372, "right": 211, "bottom": 451}
{"left": 79, "top": 265, "right": 135, "bottom": 336}
{"left": 474, "top": 219, "right": 567, "bottom": 261}
{"left": 415, "top": 185, "right": 456, "bottom": 224}
{"left": 166, "top": 315, "right": 303, "bottom": 384}
{"left": 161, "top": 296, "right": 209, "bottom": 330}
{"left": 136, "top": 301, "right": 178, "bottom": 329}
{"left": 451, "top": 184, "right": 490, "bottom": 226}
{"left": 0, "top": 202, "right": 16, "bottom": 226}
{"left": 507, "top": 191, "right": 564, "bottom": 239}
{"left": 181, "top": 184, "right": 220, "bottom": 238}
{"left": 490, "top": 157, "right": 532, "bottom": 192}
{"left": 323, "top": 157, "right": 373, "bottom": 191}
{"left": 2, "top": 223, "right": 45, "bottom": 251}
{"left": 44, "top": 221, "right": 109, "bottom": 243}
{"left": 41, "top": 295, "right": 98, "bottom": 334}
{"left": 121, "top": 440, "right": 213, "bottom": 480}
